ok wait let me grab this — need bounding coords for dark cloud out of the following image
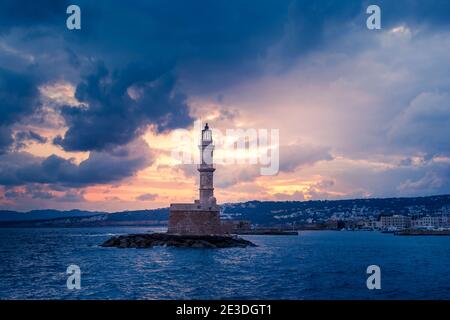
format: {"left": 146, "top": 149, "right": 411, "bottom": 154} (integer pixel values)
{"left": 0, "top": 0, "right": 69, "bottom": 31}
{"left": 55, "top": 190, "right": 86, "bottom": 202}
{"left": 273, "top": 191, "right": 306, "bottom": 201}
{"left": 0, "top": 67, "right": 38, "bottom": 124}
{"left": 1, "top": 0, "right": 450, "bottom": 203}
{"left": 25, "top": 184, "right": 55, "bottom": 200}
{"left": 0, "top": 126, "right": 13, "bottom": 154}
{"left": 280, "top": 144, "right": 334, "bottom": 172}
{"left": 375, "top": 0, "right": 450, "bottom": 28}
{"left": 0, "top": 139, "right": 153, "bottom": 187}
{"left": 14, "top": 130, "right": 48, "bottom": 150}
{"left": 273, "top": 180, "right": 336, "bottom": 201}
{"left": 2, "top": 0, "right": 450, "bottom": 155}
{"left": 214, "top": 165, "right": 262, "bottom": 189}
{"left": 0, "top": 67, "right": 41, "bottom": 153}
{"left": 333, "top": 159, "right": 450, "bottom": 198}
{"left": 4, "top": 189, "right": 23, "bottom": 199}
{"left": 2, "top": 184, "right": 86, "bottom": 203}
{"left": 136, "top": 193, "right": 157, "bottom": 201}
{"left": 387, "top": 92, "right": 450, "bottom": 157}
{"left": 54, "top": 63, "right": 192, "bottom": 151}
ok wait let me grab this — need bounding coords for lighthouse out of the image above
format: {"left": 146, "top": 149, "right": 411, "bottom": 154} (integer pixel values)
{"left": 198, "top": 123, "right": 217, "bottom": 208}
{"left": 168, "top": 123, "right": 222, "bottom": 235}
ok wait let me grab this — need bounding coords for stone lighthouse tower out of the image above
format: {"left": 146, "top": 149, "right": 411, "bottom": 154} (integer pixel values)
{"left": 198, "top": 123, "right": 217, "bottom": 208}
{"left": 168, "top": 123, "right": 222, "bottom": 235}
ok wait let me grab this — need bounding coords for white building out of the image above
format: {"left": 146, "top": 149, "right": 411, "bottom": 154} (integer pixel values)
{"left": 380, "top": 215, "right": 411, "bottom": 230}
{"left": 411, "top": 216, "right": 449, "bottom": 228}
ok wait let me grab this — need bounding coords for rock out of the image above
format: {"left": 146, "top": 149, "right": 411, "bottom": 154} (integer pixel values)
{"left": 100, "top": 233, "right": 256, "bottom": 249}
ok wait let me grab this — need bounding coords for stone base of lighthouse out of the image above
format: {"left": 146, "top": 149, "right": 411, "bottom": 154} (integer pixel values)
{"left": 168, "top": 203, "right": 222, "bottom": 235}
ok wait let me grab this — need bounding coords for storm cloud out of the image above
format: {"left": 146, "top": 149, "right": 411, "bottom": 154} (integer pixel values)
{"left": 0, "top": 67, "right": 41, "bottom": 153}
{"left": 0, "top": 139, "right": 153, "bottom": 187}
{"left": 54, "top": 63, "right": 192, "bottom": 152}
{"left": 1, "top": 0, "right": 450, "bottom": 208}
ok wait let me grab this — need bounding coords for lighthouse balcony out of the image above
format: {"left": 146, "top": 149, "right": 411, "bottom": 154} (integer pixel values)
{"left": 197, "top": 163, "right": 215, "bottom": 170}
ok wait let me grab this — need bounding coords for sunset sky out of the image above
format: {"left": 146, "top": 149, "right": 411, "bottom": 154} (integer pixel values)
{"left": 1, "top": 0, "right": 450, "bottom": 211}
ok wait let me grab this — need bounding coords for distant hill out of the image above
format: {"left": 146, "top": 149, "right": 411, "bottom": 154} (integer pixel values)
{"left": 221, "top": 194, "right": 450, "bottom": 226}
{"left": 0, "top": 194, "right": 449, "bottom": 227}
{"left": 0, "top": 209, "right": 101, "bottom": 222}
{"left": 0, "top": 208, "right": 169, "bottom": 227}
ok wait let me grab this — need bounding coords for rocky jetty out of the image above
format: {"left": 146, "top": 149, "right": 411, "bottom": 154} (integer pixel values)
{"left": 100, "top": 233, "right": 256, "bottom": 248}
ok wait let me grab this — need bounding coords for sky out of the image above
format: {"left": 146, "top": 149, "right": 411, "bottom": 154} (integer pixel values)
{"left": 0, "top": 0, "right": 450, "bottom": 211}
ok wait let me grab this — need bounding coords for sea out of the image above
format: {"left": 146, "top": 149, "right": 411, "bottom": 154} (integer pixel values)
{"left": 0, "top": 227, "right": 449, "bottom": 300}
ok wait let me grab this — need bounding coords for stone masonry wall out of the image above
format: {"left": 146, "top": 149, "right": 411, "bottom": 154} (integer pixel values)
{"left": 168, "top": 210, "right": 223, "bottom": 235}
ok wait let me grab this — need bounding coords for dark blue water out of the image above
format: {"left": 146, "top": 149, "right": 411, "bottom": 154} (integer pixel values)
{"left": 0, "top": 227, "right": 449, "bottom": 299}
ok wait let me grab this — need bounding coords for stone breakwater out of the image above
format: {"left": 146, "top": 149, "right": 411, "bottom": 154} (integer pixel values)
{"left": 100, "top": 233, "right": 257, "bottom": 248}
